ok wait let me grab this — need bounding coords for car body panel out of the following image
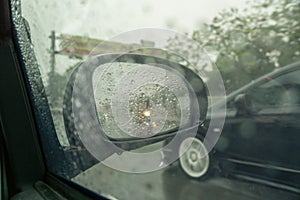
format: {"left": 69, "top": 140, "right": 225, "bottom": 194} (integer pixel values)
{"left": 209, "top": 62, "right": 300, "bottom": 187}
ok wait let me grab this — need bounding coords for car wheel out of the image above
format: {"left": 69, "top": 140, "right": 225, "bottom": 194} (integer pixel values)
{"left": 179, "top": 136, "right": 210, "bottom": 179}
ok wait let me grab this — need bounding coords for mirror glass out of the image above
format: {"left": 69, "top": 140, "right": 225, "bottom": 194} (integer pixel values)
{"left": 92, "top": 61, "right": 198, "bottom": 139}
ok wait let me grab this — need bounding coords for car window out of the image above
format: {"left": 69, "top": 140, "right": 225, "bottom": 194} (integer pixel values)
{"left": 11, "top": 0, "right": 300, "bottom": 199}
{"left": 247, "top": 69, "right": 300, "bottom": 113}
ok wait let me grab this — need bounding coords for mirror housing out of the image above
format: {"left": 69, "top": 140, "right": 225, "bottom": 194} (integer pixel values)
{"left": 63, "top": 53, "right": 209, "bottom": 159}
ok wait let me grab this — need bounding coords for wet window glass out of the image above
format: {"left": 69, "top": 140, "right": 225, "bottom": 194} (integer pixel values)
{"left": 11, "top": 0, "right": 300, "bottom": 199}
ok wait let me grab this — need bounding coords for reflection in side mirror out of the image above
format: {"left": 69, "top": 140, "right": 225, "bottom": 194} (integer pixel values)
{"left": 93, "top": 62, "right": 183, "bottom": 139}
{"left": 63, "top": 54, "right": 208, "bottom": 156}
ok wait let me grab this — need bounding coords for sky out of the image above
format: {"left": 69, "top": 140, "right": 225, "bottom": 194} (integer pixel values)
{"left": 22, "top": 0, "right": 247, "bottom": 75}
{"left": 54, "top": 0, "right": 247, "bottom": 39}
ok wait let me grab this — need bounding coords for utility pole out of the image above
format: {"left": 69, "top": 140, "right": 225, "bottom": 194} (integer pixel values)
{"left": 48, "top": 31, "right": 56, "bottom": 106}
{"left": 49, "top": 30, "right": 56, "bottom": 74}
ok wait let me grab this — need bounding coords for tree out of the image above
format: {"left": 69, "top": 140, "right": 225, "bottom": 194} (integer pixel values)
{"left": 167, "top": 0, "right": 300, "bottom": 93}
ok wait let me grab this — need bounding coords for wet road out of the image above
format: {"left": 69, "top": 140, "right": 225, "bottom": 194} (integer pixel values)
{"left": 73, "top": 161, "right": 300, "bottom": 200}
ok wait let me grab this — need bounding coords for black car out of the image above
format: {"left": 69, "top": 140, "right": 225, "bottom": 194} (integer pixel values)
{"left": 62, "top": 55, "right": 300, "bottom": 189}
{"left": 178, "top": 61, "right": 300, "bottom": 188}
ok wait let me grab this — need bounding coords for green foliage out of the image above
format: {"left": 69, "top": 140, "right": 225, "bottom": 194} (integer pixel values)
{"left": 167, "top": 0, "right": 300, "bottom": 93}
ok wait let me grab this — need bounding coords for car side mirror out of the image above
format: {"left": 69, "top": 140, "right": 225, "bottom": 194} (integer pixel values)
{"left": 63, "top": 53, "right": 209, "bottom": 161}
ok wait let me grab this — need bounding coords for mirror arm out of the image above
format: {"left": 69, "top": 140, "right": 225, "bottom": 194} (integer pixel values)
{"left": 110, "top": 123, "right": 201, "bottom": 151}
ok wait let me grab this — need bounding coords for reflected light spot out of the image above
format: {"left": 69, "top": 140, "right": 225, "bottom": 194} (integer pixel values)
{"left": 143, "top": 110, "right": 151, "bottom": 117}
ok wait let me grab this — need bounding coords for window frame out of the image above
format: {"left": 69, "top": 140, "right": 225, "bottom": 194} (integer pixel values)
{"left": 0, "top": 0, "right": 108, "bottom": 199}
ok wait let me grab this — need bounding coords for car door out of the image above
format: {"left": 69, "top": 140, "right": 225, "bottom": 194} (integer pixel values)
{"left": 219, "top": 68, "right": 300, "bottom": 170}
{"left": 245, "top": 68, "right": 300, "bottom": 169}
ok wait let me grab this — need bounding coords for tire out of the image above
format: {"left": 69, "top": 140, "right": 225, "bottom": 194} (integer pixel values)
{"left": 179, "top": 136, "right": 211, "bottom": 179}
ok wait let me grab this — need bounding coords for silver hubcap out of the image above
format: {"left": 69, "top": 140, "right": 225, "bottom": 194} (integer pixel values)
{"left": 179, "top": 137, "right": 209, "bottom": 178}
